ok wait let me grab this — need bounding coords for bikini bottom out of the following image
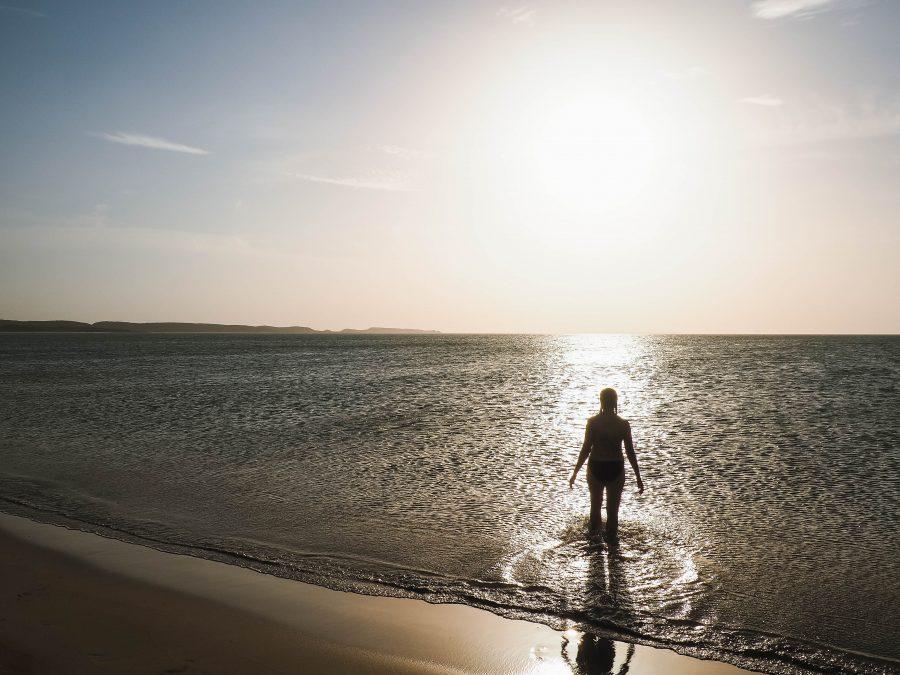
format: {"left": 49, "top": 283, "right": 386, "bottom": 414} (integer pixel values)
{"left": 589, "top": 459, "right": 624, "bottom": 483}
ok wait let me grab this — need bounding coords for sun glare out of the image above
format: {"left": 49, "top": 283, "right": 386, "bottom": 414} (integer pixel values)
{"left": 470, "top": 45, "right": 710, "bottom": 253}
{"left": 524, "top": 94, "right": 660, "bottom": 216}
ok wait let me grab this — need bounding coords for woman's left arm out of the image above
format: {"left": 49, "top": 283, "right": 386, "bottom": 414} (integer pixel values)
{"left": 624, "top": 422, "right": 644, "bottom": 494}
{"left": 569, "top": 422, "right": 591, "bottom": 488}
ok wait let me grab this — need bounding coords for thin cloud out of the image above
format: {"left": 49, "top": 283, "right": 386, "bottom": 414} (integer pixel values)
{"left": 497, "top": 5, "right": 536, "bottom": 24}
{"left": 90, "top": 131, "right": 210, "bottom": 155}
{"left": 751, "top": 0, "right": 868, "bottom": 20}
{"left": 0, "top": 4, "right": 46, "bottom": 18}
{"left": 290, "top": 172, "right": 412, "bottom": 192}
{"left": 750, "top": 98, "right": 900, "bottom": 145}
{"left": 377, "top": 144, "right": 425, "bottom": 160}
{"left": 790, "top": 112, "right": 900, "bottom": 143}
{"left": 662, "top": 66, "right": 709, "bottom": 81}
{"left": 1, "top": 210, "right": 288, "bottom": 260}
{"left": 741, "top": 95, "right": 785, "bottom": 107}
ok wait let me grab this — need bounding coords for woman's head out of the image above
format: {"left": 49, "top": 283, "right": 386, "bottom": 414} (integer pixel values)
{"left": 599, "top": 387, "right": 618, "bottom": 414}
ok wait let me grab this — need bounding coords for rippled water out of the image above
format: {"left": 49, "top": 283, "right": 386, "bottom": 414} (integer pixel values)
{"left": 1, "top": 334, "right": 898, "bottom": 673}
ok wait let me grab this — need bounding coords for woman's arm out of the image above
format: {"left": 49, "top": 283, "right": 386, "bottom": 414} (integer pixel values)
{"left": 569, "top": 422, "right": 591, "bottom": 488}
{"left": 624, "top": 422, "right": 644, "bottom": 493}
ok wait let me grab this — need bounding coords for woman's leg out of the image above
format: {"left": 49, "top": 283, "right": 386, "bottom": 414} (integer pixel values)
{"left": 605, "top": 471, "right": 626, "bottom": 540}
{"left": 587, "top": 472, "right": 604, "bottom": 534}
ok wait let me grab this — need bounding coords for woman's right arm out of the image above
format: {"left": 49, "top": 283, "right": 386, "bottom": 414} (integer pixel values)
{"left": 624, "top": 422, "right": 644, "bottom": 493}
{"left": 569, "top": 421, "right": 591, "bottom": 488}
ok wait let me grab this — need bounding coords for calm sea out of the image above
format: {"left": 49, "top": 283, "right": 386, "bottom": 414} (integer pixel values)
{"left": 1, "top": 334, "right": 897, "bottom": 673}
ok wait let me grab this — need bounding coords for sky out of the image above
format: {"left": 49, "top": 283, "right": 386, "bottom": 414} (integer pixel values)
{"left": 1, "top": 0, "right": 898, "bottom": 333}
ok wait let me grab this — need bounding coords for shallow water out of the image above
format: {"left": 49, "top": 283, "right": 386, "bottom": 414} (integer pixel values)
{"left": 1, "top": 334, "right": 898, "bottom": 673}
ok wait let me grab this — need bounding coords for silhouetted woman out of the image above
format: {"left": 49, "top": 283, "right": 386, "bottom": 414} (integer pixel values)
{"left": 569, "top": 388, "right": 644, "bottom": 541}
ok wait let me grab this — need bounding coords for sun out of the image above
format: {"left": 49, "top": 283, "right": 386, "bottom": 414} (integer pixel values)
{"left": 465, "top": 42, "right": 714, "bottom": 253}
{"left": 523, "top": 93, "right": 661, "bottom": 217}
{"left": 486, "top": 86, "right": 670, "bottom": 246}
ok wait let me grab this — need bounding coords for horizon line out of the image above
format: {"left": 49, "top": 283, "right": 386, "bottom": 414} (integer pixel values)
{"left": 0, "top": 319, "right": 897, "bottom": 337}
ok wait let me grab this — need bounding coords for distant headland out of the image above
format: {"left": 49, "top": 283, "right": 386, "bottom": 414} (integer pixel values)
{"left": 0, "top": 320, "right": 440, "bottom": 335}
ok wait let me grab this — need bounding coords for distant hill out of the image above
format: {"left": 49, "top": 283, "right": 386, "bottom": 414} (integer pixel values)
{"left": 92, "top": 321, "right": 320, "bottom": 334}
{"left": 0, "top": 320, "right": 439, "bottom": 334}
{"left": 335, "top": 327, "right": 440, "bottom": 334}
{"left": 0, "top": 320, "right": 114, "bottom": 332}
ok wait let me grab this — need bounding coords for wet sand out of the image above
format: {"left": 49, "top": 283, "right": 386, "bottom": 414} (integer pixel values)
{"left": 0, "top": 512, "right": 752, "bottom": 674}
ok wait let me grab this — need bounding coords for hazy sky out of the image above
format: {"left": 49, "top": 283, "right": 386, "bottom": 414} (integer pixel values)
{"left": 1, "top": 0, "right": 898, "bottom": 332}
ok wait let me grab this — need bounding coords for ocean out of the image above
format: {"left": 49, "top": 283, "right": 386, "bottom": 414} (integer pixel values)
{"left": 1, "top": 333, "right": 897, "bottom": 674}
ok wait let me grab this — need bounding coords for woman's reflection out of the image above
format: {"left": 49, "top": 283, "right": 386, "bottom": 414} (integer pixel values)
{"left": 575, "top": 634, "right": 634, "bottom": 675}
{"left": 586, "top": 544, "right": 633, "bottom": 625}
{"left": 566, "top": 544, "right": 637, "bottom": 674}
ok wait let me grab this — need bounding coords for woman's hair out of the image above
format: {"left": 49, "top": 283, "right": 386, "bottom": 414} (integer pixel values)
{"left": 599, "top": 387, "right": 618, "bottom": 414}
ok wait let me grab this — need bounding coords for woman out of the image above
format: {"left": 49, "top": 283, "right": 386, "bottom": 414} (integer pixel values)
{"left": 569, "top": 388, "right": 644, "bottom": 541}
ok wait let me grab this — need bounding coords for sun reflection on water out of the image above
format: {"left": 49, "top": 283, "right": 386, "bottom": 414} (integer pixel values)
{"left": 551, "top": 334, "right": 653, "bottom": 420}
{"left": 497, "top": 334, "right": 698, "bottom": 630}
{"left": 548, "top": 334, "right": 659, "bottom": 536}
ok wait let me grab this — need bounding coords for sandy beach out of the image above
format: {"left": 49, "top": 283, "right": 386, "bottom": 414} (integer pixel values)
{"left": 0, "top": 511, "right": 753, "bottom": 674}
